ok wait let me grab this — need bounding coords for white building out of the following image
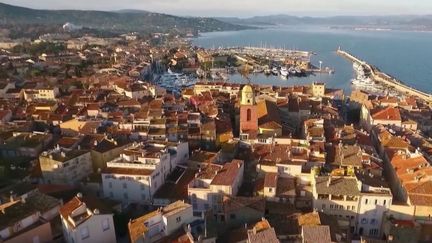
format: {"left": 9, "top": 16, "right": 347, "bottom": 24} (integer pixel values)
{"left": 188, "top": 160, "right": 244, "bottom": 215}
{"left": 312, "top": 173, "right": 392, "bottom": 238}
{"left": 23, "top": 87, "right": 59, "bottom": 101}
{"left": 0, "top": 186, "right": 60, "bottom": 243}
{"left": 60, "top": 194, "right": 116, "bottom": 243}
{"left": 102, "top": 142, "right": 188, "bottom": 205}
{"left": 39, "top": 147, "right": 93, "bottom": 185}
{"left": 128, "top": 200, "right": 195, "bottom": 243}
{"left": 356, "top": 172, "right": 393, "bottom": 238}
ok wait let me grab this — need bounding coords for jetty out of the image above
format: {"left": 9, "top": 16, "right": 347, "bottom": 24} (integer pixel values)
{"left": 207, "top": 46, "right": 311, "bottom": 62}
{"left": 337, "top": 48, "right": 432, "bottom": 105}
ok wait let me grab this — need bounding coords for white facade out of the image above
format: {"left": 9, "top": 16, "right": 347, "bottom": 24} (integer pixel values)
{"left": 312, "top": 175, "right": 393, "bottom": 238}
{"left": 357, "top": 193, "right": 392, "bottom": 237}
{"left": 188, "top": 161, "right": 244, "bottom": 214}
{"left": 39, "top": 149, "right": 93, "bottom": 185}
{"left": 61, "top": 197, "right": 116, "bottom": 243}
{"left": 129, "top": 201, "right": 195, "bottom": 243}
{"left": 102, "top": 142, "right": 188, "bottom": 205}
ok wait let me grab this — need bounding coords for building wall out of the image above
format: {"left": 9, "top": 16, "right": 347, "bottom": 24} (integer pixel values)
{"left": 357, "top": 194, "right": 392, "bottom": 237}
{"left": 64, "top": 214, "right": 116, "bottom": 243}
{"left": 240, "top": 105, "right": 258, "bottom": 132}
{"left": 4, "top": 221, "right": 52, "bottom": 243}
{"left": 277, "top": 163, "right": 303, "bottom": 178}
{"left": 102, "top": 173, "right": 153, "bottom": 204}
{"left": 40, "top": 152, "right": 92, "bottom": 185}
{"left": 91, "top": 144, "right": 130, "bottom": 172}
{"left": 0, "top": 212, "right": 40, "bottom": 240}
{"left": 312, "top": 83, "right": 325, "bottom": 97}
{"left": 163, "top": 206, "right": 194, "bottom": 236}
{"left": 264, "top": 186, "right": 277, "bottom": 198}
{"left": 189, "top": 188, "right": 220, "bottom": 212}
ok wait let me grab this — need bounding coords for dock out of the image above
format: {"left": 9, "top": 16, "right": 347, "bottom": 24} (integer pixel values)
{"left": 337, "top": 49, "right": 432, "bottom": 105}
{"left": 207, "top": 46, "right": 311, "bottom": 62}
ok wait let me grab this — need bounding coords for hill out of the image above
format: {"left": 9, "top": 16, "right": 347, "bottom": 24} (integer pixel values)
{"left": 217, "top": 14, "right": 432, "bottom": 29}
{"left": 0, "top": 3, "right": 250, "bottom": 34}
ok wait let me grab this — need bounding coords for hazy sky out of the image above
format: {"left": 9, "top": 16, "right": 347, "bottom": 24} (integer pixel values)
{"left": 2, "top": 0, "right": 432, "bottom": 17}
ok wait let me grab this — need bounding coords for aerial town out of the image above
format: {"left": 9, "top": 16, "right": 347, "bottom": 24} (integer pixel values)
{"left": 1, "top": 4, "right": 432, "bottom": 243}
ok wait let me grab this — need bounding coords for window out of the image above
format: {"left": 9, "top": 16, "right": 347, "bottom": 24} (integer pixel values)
{"left": 369, "top": 228, "right": 378, "bottom": 236}
{"left": 123, "top": 193, "right": 128, "bottom": 199}
{"left": 330, "top": 205, "right": 333, "bottom": 209}
{"left": 123, "top": 183, "right": 127, "bottom": 189}
{"left": 322, "top": 204, "right": 326, "bottom": 209}
{"left": 32, "top": 236, "right": 40, "bottom": 243}
{"left": 352, "top": 206, "right": 355, "bottom": 211}
{"left": 141, "top": 184, "right": 145, "bottom": 190}
{"left": 268, "top": 188, "right": 273, "bottom": 193}
{"left": 80, "top": 226, "right": 90, "bottom": 240}
{"left": 361, "top": 218, "right": 368, "bottom": 224}
{"left": 108, "top": 182, "right": 112, "bottom": 188}
{"left": 102, "top": 218, "right": 110, "bottom": 231}
{"left": 347, "top": 206, "right": 350, "bottom": 210}
{"left": 246, "top": 109, "right": 252, "bottom": 121}
{"left": 176, "top": 216, "right": 181, "bottom": 223}
{"left": 365, "top": 199, "right": 368, "bottom": 204}
{"left": 375, "top": 199, "right": 378, "bottom": 205}
{"left": 370, "top": 219, "right": 377, "bottom": 225}
{"left": 383, "top": 200, "right": 387, "bottom": 206}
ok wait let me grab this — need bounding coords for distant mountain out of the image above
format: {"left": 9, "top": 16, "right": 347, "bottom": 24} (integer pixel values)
{"left": 217, "top": 14, "right": 432, "bottom": 28}
{"left": 0, "top": 3, "right": 250, "bottom": 34}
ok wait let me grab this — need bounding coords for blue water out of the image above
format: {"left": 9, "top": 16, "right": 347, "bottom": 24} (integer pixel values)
{"left": 192, "top": 26, "right": 432, "bottom": 94}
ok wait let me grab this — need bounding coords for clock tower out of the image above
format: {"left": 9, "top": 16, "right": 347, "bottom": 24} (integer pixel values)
{"left": 240, "top": 84, "right": 258, "bottom": 133}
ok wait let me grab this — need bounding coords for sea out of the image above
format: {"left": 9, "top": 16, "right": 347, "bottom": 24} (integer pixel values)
{"left": 191, "top": 25, "right": 432, "bottom": 94}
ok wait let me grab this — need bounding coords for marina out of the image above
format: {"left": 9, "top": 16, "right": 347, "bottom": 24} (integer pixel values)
{"left": 337, "top": 49, "right": 432, "bottom": 105}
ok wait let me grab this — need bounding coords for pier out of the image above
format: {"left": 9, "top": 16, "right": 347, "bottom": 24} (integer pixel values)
{"left": 337, "top": 49, "right": 432, "bottom": 105}
{"left": 207, "top": 46, "right": 311, "bottom": 62}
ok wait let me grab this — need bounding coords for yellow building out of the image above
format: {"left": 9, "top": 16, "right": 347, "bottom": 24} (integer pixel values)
{"left": 311, "top": 82, "right": 325, "bottom": 97}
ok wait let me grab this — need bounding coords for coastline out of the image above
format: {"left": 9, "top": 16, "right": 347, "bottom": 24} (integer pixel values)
{"left": 337, "top": 49, "right": 432, "bottom": 105}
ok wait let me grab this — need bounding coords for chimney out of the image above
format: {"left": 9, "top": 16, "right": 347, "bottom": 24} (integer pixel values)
{"left": 9, "top": 191, "right": 14, "bottom": 203}
{"left": 327, "top": 176, "right": 332, "bottom": 187}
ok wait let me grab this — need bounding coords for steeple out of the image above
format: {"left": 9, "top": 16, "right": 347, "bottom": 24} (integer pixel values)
{"left": 240, "top": 84, "right": 255, "bottom": 106}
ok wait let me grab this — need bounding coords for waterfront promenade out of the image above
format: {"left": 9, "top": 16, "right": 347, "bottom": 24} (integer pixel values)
{"left": 337, "top": 49, "right": 432, "bottom": 105}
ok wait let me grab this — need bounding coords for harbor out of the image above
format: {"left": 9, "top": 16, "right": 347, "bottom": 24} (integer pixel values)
{"left": 337, "top": 48, "right": 432, "bottom": 105}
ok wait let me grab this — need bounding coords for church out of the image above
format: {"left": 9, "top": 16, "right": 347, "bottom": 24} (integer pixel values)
{"left": 239, "top": 84, "right": 282, "bottom": 141}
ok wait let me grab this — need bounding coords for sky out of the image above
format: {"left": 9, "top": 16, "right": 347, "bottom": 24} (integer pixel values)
{"left": 2, "top": 0, "right": 432, "bottom": 17}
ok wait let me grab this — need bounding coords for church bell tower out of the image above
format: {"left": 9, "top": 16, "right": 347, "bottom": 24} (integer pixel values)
{"left": 240, "top": 84, "right": 258, "bottom": 133}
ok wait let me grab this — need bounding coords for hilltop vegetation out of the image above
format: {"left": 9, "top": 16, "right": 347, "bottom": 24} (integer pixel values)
{"left": 0, "top": 2, "right": 250, "bottom": 38}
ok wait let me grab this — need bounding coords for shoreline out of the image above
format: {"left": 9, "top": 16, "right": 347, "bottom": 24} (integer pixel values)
{"left": 337, "top": 49, "right": 432, "bottom": 105}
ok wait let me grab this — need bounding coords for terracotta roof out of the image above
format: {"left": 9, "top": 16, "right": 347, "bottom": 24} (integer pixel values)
{"left": 59, "top": 196, "right": 82, "bottom": 219}
{"left": 102, "top": 167, "right": 154, "bottom": 176}
{"left": 222, "top": 196, "right": 266, "bottom": 214}
{"left": 302, "top": 225, "right": 331, "bottom": 243}
{"left": 371, "top": 107, "right": 401, "bottom": 121}
{"left": 211, "top": 160, "right": 243, "bottom": 186}
{"left": 264, "top": 173, "right": 278, "bottom": 188}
